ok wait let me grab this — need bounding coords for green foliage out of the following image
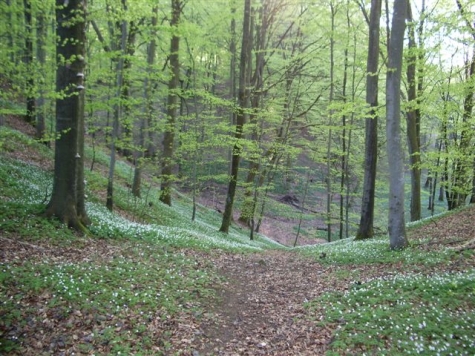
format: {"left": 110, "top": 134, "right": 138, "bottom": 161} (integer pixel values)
{"left": 0, "top": 143, "right": 283, "bottom": 252}
{"left": 307, "top": 270, "right": 475, "bottom": 355}
{"left": 298, "top": 235, "right": 454, "bottom": 265}
{"left": 0, "top": 97, "right": 24, "bottom": 117}
{"left": 0, "top": 201, "right": 77, "bottom": 241}
{"left": 0, "top": 241, "right": 218, "bottom": 354}
{"left": 0, "top": 126, "right": 51, "bottom": 156}
{"left": 0, "top": 157, "right": 51, "bottom": 203}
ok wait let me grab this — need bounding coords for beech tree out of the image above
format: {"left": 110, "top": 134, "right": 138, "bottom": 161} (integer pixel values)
{"left": 355, "top": 0, "right": 381, "bottom": 240}
{"left": 405, "top": 1, "right": 422, "bottom": 221}
{"left": 160, "top": 0, "right": 183, "bottom": 206}
{"left": 45, "top": 0, "right": 90, "bottom": 230}
{"left": 220, "top": 0, "right": 252, "bottom": 233}
{"left": 23, "top": 0, "right": 35, "bottom": 124}
{"left": 386, "top": 0, "right": 408, "bottom": 250}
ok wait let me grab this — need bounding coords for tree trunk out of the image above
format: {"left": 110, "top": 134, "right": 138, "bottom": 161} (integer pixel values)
{"left": 160, "top": 0, "right": 182, "bottom": 206}
{"left": 339, "top": 5, "right": 351, "bottom": 239}
{"left": 46, "top": 0, "right": 89, "bottom": 230}
{"left": 405, "top": 1, "right": 422, "bottom": 222}
{"left": 106, "top": 11, "right": 127, "bottom": 211}
{"left": 471, "top": 159, "right": 475, "bottom": 204}
{"left": 386, "top": 0, "right": 408, "bottom": 250}
{"left": 132, "top": 7, "right": 159, "bottom": 198}
{"left": 219, "top": 0, "right": 251, "bottom": 233}
{"left": 35, "top": 7, "right": 48, "bottom": 144}
{"left": 118, "top": 20, "right": 138, "bottom": 159}
{"left": 355, "top": 0, "right": 381, "bottom": 240}
{"left": 239, "top": 0, "right": 267, "bottom": 225}
{"left": 325, "top": 1, "right": 337, "bottom": 242}
{"left": 23, "top": 0, "right": 35, "bottom": 124}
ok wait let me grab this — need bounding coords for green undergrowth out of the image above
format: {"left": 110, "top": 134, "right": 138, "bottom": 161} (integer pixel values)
{"left": 0, "top": 128, "right": 282, "bottom": 353}
{"left": 307, "top": 269, "right": 475, "bottom": 355}
{"left": 0, "top": 126, "right": 51, "bottom": 157}
{"left": 2, "top": 121, "right": 474, "bottom": 356}
{"left": 0, "top": 240, "right": 219, "bottom": 354}
{"left": 0, "top": 150, "right": 282, "bottom": 252}
{"left": 297, "top": 235, "right": 455, "bottom": 265}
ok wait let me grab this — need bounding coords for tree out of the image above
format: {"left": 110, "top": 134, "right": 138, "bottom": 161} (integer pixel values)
{"left": 386, "top": 0, "right": 408, "bottom": 250}
{"left": 35, "top": 1, "right": 50, "bottom": 144}
{"left": 23, "top": 0, "right": 35, "bottom": 124}
{"left": 132, "top": 6, "right": 159, "bottom": 199}
{"left": 45, "top": 0, "right": 90, "bottom": 230}
{"left": 106, "top": 1, "right": 128, "bottom": 212}
{"left": 355, "top": 0, "right": 382, "bottom": 240}
{"left": 405, "top": 1, "right": 422, "bottom": 221}
{"left": 220, "top": 0, "right": 252, "bottom": 233}
{"left": 160, "top": 0, "right": 183, "bottom": 206}
{"left": 444, "top": 0, "right": 475, "bottom": 210}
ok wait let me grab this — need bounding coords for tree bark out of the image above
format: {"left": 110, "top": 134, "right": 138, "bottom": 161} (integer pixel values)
{"left": 386, "top": 0, "right": 408, "bottom": 250}
{"left": 239, "top": 0, "right": 267, "bottom": 225}
{"left": 23, "top": 0, "right": 35, "bottom": 124}
{"left": 405, "top": 1, "right": 422, "bottom": 221}
{"left": 132, "top": 7, "right": 159, "bottom": 198}
{"left": 35, "top": 6, "right": 48, "bottom": 144}
{"left": 106, "top": 7, "right": 127, "bottom": 212}
{"left": 219, "top": 0, "right": 252, "bottom": 233}
{"left": 46, "top": 0, "right": 89, "bottom": 230}
{"left": 160, "top": 0, "right": 182, "bottom": 206}
{"left": 355, "top": 0, "right": 381, "bottom": 240}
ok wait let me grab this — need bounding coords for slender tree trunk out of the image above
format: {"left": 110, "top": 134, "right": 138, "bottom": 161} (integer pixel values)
{"left": 326, "top": 1, "right": 337, "bottom": 242}
{"left": 160, "top": 0, "right": 182, "bottom": 206}
{"left": 36, "top": 7, "right": 48, "bottom": 144}
{"left": 23, "top": 0, "right": 35, "bottom": 124}
{"left": 132, "top": 7, "right": 159, "bottom": 198}
{"left": 471, "top": 159, "right": 475, "bottom": 204}
{"left": 6, "top": 0, "right": 15, "bottom": 64}
{"left": 405, "top": 2, "right": 422, "bottom": 221}
{"left": 355, "top": 0, "right": 381, "bottom": 240}
{"left": 46, "top": 0, "right": 89, "bottom": 230}
{"left": 339, "top": 5, "right": 351, "bottom": 239}
{"left": 118, "top": 21, "right": 137, "bottom": 159}
{"left": 386, "top": 0, "right": 408, "bottom": 250}
{"left": 239, "top": 0, "right": 268, "bottom": 225}
{"left": 106, "top": 12, "right": 127, "bottom": 212}
{"left": 294, "top": 172, "right": 310, "bottom": 247}
{"left": 220, "top": 0, "right": 252, "bottom": 233}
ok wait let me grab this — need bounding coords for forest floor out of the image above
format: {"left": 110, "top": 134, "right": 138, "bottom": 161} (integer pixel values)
{"left": 1, "top": 115, "right": 474, "bottom": 354}
{"left": 191, "top": 207, "right": 475, "bottom": 355}
{"left": 1, "top": 205, "right": 474, "bottom": 355}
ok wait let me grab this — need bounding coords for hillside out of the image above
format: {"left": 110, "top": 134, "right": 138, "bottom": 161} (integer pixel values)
{"left": 1, "top": 118, "right": 475, "bottom": 355}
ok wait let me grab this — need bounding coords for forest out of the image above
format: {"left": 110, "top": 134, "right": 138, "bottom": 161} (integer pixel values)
{"left": 0, "top": 0, "right": 475, "bottom": 355}
{"left": 1, "top": 0, "right": 475, "bottom": 243}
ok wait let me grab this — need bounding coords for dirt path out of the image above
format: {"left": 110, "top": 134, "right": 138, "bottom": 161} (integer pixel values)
{"left": 192, "top": 205, "right": 475, "bottom": 355}
{"left": 193, "top": 251, "right": 341, "bottom": 355}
